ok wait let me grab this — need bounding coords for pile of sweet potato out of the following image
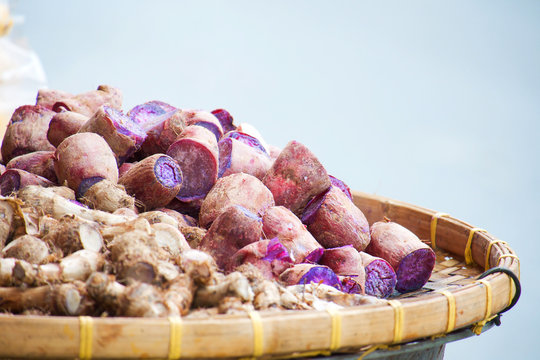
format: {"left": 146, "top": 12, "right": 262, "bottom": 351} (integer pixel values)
{"left": 0, "top": 85, "right": 435, "bottom": 317}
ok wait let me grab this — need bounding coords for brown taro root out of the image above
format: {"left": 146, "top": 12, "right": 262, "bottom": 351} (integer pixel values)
{"left": 193, "top": 271, "right": 254, "bottom": 308}
{"left": 1, "top": 235, "right": 51, "bottom": 264}
{"left": 301, "top": 186, "right": 370, "bottom": 251}
{"left": 52, "top": 85, "right": 122, "bottom": 117}
{"left": 54, "top": 133, "right": 118, "bottom": 194}
{"left": 78, "top": 106, "right": 147, "bottom": 165}
{"left": 151, "top": 223, "right": 191, "bottom": 258}
{"left": 42, "top": 215, "right": 103, "bottom": 255}
{"left": 36, "top": 88, "right": 74, "bottom": 109}
{"left": 177, "top": 249, "right": 217, "bottom": 286}
{"left": 138, "top": 210, "right": 180, "bottom": 228}
{"left": 180, "top": 226, "right": 207, "bottom": 249}
{"left": 119, "top": 154, "right": 182, "bottom": 210}
{"left": 199, "top": 173, "right": 275, "bottom": 228}
{"left": 6, "top": 151, "right": 57, "bottom": 182}
{"left": 0, "top": 169, "right": 54, "bottom": 196}
{"left": 218, "top": 137, "right": 272, "bottom": 180}
{"left": 367, "top": 221, "right": 436, "bottom": 293}
{"left": 198, "top": 205, "right": 263, "bottom": 269}
{"left": 279, "top": 264, "right": 341, "bottom": 290}
{"left": 155, "top": 208, "right": 198, "bottom": 228}
{"left": 211, "top": 108, "right": 236, "bottom": 134}
{"left": 78, "top": 179, "right": 136, "bottom": 213}
{"left": 1, "top": 105, "right": 55, "bottom": 162}
{"left": 358, "top": 252, "right": 396, "bottom": 298}
{"left": 47, "top": 111, "right": 89, "bottom": 147}
{"left": 227, "top": 238, "right": 293, "bottom": 280}
{"left": 166, "top": 125, "right": 219, "bottom": 202}
{"left": 0, "top": 199, "right": 16, "bottom": 248}
{"left": 261, "top": 206, "right": 323, "bottom": 264}
{"left": 263, "top": 140, "right": 331, "bottom": 215}
{"left": 319, "top": 246, "right": 365, "bottom": 295}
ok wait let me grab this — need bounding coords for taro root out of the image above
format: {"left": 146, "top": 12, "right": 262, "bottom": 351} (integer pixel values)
{"left": 199, "top": 173, "right": 275, "bottom": 228}
{"left": 211, "top": 108, "right": 236, "bottom": 134}
{"left": 319, "top": 245, "right": 365, "bottom": 295}
{"left": 78, "top": 106, "right": 147, "bottom": 165}
{"left": 198, "top": 205, "right": 263, "bottom": 269}
{"left": 6, "top": 151, "right": 57, "bottom": 182}
{"left": 151, "top": 223, "right": 191, "bottom": 258}
{"left": 367, "top": 221, "right": 436, "bottom": 293}
{"left": 329, "top": 175, "right": 352, "bottom": 200}
{"left": 179, "top": 110, "right": 224, "bottom": 141}
{"left": 193, "top": 271, "right": 254, "bottom": 308}
{"left": 263, "top": 140, "right": 331, "bottom": 215}
{"left": 1, "top": 235, "right": 50, "bottom": 264}
{"left": 180, "top": 226, "right": 207, "bottom": 249}
{"left": 1, "top": 105, "right": 56, "bottom": 163}
{"left": 261, "top": 206, "right": 323, "bottom": 264}
{"left": 42, "top": 215, "right": 104, "bottom": 255}
{"left": 0, "top": 199, "right": 16, "bottom": 248}
{"left": 279, "top": 264, "right": 341, "bottom": 290}
{"left": 166, "top": 125, "right": 219, "bottom": 202}
{"left": 302, "top": 186, "right": 370, "bottom": 252}
{"left": 227, "top": 238, "right": 293, "bottom": 280}
{"left": 177, "top": 249, "right": 217, "bottom": 286}
{"left": 54, "top": 133, "right": 118, "bottom": 194}
{"left": 119, "top": 154, "right": 182, "bottom": 210}
{"left": 155, "top": 208, "right": 198, "bottom": 228}
{"left": 52, "top": 85, "right": 122, "bottom": 117}
{"left": 36, "top": 89, "right": 74, "bottom": 110}
{"left": 47, "top": 111, "right": 89, "bottom": 147}
{"left": 0, "top": 169, "right": 54, "bottom": 196}
{"left": 78, "top": 179, "right": 136, "bottom": 213}
{"left": 218, "top": 137, "right": 272, "bottom": 180}
{"left": 358, "top": 252, "right": 396, "bottom": 298}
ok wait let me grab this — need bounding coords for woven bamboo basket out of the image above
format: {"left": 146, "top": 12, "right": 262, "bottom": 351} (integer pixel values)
{"left": 0, "top": 190, "right": 520, "bottom": 359}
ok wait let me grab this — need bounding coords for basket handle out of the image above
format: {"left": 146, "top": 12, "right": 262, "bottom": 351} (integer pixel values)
{"left": 477, "top": 266, "right": 521, "bottom": 316}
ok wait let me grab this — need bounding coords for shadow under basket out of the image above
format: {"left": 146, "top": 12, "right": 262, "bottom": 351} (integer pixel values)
{"left": 0, "top": 190, "right": 521, "bottom": 359}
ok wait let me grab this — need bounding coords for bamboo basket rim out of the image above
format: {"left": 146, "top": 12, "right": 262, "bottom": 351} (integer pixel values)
{"left": 0, "top": 190, "right": 521, "bottom": 359}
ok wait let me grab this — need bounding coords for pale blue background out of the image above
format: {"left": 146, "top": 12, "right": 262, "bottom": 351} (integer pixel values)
{"left": 10, "top": 1, "right": 539, "bottom": 358}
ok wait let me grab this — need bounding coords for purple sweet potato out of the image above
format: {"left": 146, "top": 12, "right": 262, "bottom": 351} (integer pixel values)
{"left": 0, "top": 169, "right": 54, "bottom": 195}
{"left": 358, "top": 252, "right": 396, "bottom": 298}
{"left": 198, "top": 205, "right": 263, "bottom": 269}
{"left": 1, "top": 105, "right": 55, "bottom": 163}
{"left": 47, "top": 111, "right": 89, "bottom": 147}
{"left": 340, "top": 276, "right": 364, "bottom": 294}
{"left": 267, "top": 145, "right": 281, "bottom": 161}
{"left": 118, "top": 162, "right": 136, "bottom": 178}
{"left": 180, "top": 110, "right": 223, "bottom": 141}
{"left": 199, "top": 173, "right": 275, "bottom": 228}
{"left": 211, "top": 108, "right": 236, "bottom": 134}
{"left": 119, "top": 154, "right": 183, "bottom": 210}
{"left": 279, "top": 264, "right": 341, "bottom": 290}
{"left": 227, "top": 238, "right": 293, "bottom": 279}
{"left": 218, "top": 137, "right": 272, "bottom": 180}
{"left": 329, "top": 175, "right": 352, "bottom": 200}
{"left": 6, "top": 151, "right": 57, "bottom": 182}
{"left": 78, "top": 106, "right": 147, "bottom": 165}
{"left": 263, "top": 140, "right": 330, "bottom": 215}
{"left": 139, "top": 110, "right": 186, "bottom": 156}
{"left": 261, "top": 206, "right": 323, "bottom": 264}
{"left": 222, "top": 131, "right": 268, "bottom": 155}
{"left": 127, "top": 100, "right": 177, "bottom": 126}
{"left": 319, "top": 245, "right": 366, "bottom": 295}
{"left": 367, "top": 221, "right": 436, "bottom": 293}
{"left": 53, "top": 133, "right": 118, "bottom": 193}
{"left": 52, "top": 85, "right": 122, "bottom": 116}
{"left": 36, "top": 89, "right": 74, "bottom": 110}
{"left": 167, "top": 125, "right": 219, "bottom": 202}
{"left": 302, "top": 186, "right": 370, "bottom": 251}
{"left": 166, "top": 197, "right": 203, "bottom": 219}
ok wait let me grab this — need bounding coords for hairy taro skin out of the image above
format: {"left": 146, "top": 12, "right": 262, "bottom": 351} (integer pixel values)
{"left": 263, "top": 140, "right": 331, "bottom": 215}
{"left": 302, "top": 186, "right": 370, "bottom": 252}
{"left": 367, "top": 221, "right": 435, "bottom": 293}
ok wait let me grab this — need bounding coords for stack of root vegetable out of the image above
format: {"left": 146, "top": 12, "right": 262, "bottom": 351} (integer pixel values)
{"left": 0, "top": 85, "right": 435, "bottom": 317}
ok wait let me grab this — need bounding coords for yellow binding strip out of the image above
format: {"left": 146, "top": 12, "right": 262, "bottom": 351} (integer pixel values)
{"left": 430, "top": 212, "right": 450, "bottom": 249}
{"left": 472, "top": 279, "right": 494, "bottom": 335}
{"left": 438, "top": 290, "right": 456, "bottom": 333}
{"left": 464, "top": 228, "right": 487, "bottom": 265}
{"left": 168, "top": 316, "right": 182, "bottom": 360}
{"left": 387, "top": 300, "right": 404, "bottom": 343}
{"left": 79, "top": 316, "right": 93, "bottom": 360}
{"left": 497, "top": 254, "right": 520, "bottom": 278}
{"left": 326, "top": 307, "right": 342, "bottom": 351}
{"left": 484, "top": 240, "right": 507, "bottom": 270}
{"left": 248, "top": 311, "right": 264, "bottom": 358}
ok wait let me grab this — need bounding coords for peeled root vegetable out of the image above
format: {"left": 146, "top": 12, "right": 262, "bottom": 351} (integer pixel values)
{"left": 199, "top": 205, "right": 263, "bottom": 269}
{"left": 6, "top": 151, "right": 57, "bottom": 182}
{"left": 78, "top": 106, "right": 147, "bottom": 164}
{"left": 119, "top": 154, "right": 182, "bottom": 210}
{"left": 0, "top": 169, "right": 54, "bottom": 196}
{"left": 261, "top": 206, "right": 323, "bottom": 264}
{"left": 78, "top": 178, "right": 136, "bottom": 213}
{"left": 54, "top": 132, "right": 119, "bottom": 194}
{"left": 167, "top": 126, "right": 219, "bottom": 202}
{"left": 279, "top": 264, "right": 341, "bottom": 290}
{"left": 302, "top": 186, "right": 370, "bottom": 251}
{"left": 263, "top": 140, "right": 330, "bottom": 215}
{"left": 358, "top": 252, "right": 396, "bottom": 298}
{"left": 47, "top": 111, "right": 89, "bottom": 147}
{"left": 52, "top": 85, "right": 122, "bottom": 117}
{"left": 199, "top": 173, "right": 275, "bottom": 228}
{"left": 367, "top": 221, "right": 435, "bottom": 293}
{"left": 1, "top": 235, "right": 51, "bottom": 264}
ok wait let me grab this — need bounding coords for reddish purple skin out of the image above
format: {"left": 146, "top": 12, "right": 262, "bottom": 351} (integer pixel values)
{"left": 319, "top": 245, "right": 363, "bottom": 276}
{"left": 363, "top": 258, "right": 397, "bottom": 298}
{"left": 128, "top": 101, "right": 177, "bottom": 125}
{"left": 104, "top": 107, "right": 147, "bottom": 148}
{"left": 395, "top": 248, "right": 436, "bottom": 293}
{"left": 47, "top": 111, "right": 88, "bottom": 147}
{"left": 341, "top": 277, "right": 363, "bottom": 294}
{"left": 222, "top": 131, "right": 267, "bottom": 155}
{"left": 51, "top": 85, "right": 122, "bottom": 116}
{"left": 166, "top": 197, "right": 203, "bottom": 219}
{"left": 118, "top": 162, "right": 136, "bottom": 178}
{"left": 280, "top": 264, "right": 341, "bottom": 290}
{"left": 0, "top": 169, "right": 53, "bottom": 195}
{"left": 303, "top": 248, "right": 324, "bottom": 263}
{"left": 36, "top": 89, "right": 73, "bottom": 110}
{"left": 6, "top": 151, "right": 57, "bottom": 183}
{"left": 329, "top": 175, "right": 353, "bottom": 200}
{"left": 211, "top": 109, "right": 236, "bottom": 134}
{"left": 198, "top": 205, "right": 263, "bottom": 269}
{"left": 218, "top": 138, "right": 272, "bottom": 180}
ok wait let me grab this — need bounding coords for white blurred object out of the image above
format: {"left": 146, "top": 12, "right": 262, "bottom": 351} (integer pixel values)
{"left": 0, "top": 0, "right": 47, "bottom": 138}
